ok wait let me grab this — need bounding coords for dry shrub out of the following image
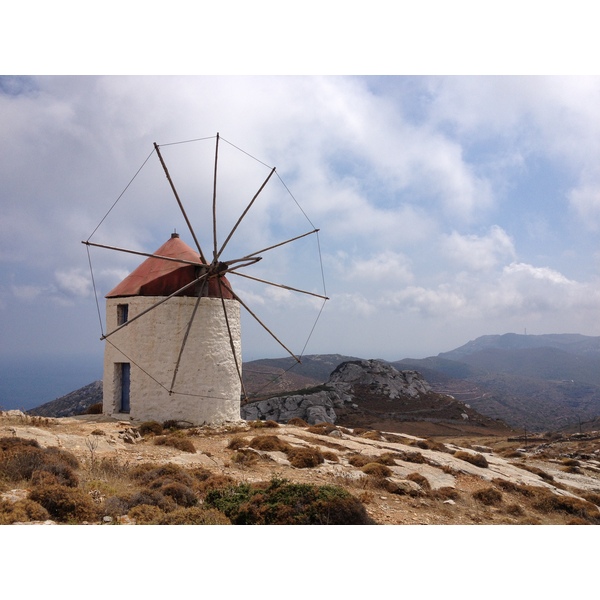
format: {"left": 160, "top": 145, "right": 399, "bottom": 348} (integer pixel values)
{"left": 29, "top": 484, "right": 100, "bottom": 523}
{"left": 517, "top": 464, "right": 553, "bottom": 481}
{"left": 561, "top": 458, "right": 580, "bottom": 467}
{"left": 193, "top": 474, "right": 236, "bottom": 497}
{"left": 128, "top": 489, "right": 176, "bottom": 512}
{"left": 566, "top": 517, "right": 591, "bottom": 525}
{"left": 472, "top": 487, "right": 503, "bottom": 506}
{"left": 361, "top": 462, "right": 392, "bottom": 478}
{"left": 398, "top": 450, "right": 426, "bottom": 464}
{"left": 103, "top": 495, "right": 131, "bottom": 517}
{"left": 248, "top": 435, "right": 290, "bottom": 452}
{"left": 347, "top": 453, "right": 372, "bottom": 468}
{"left": 306, "top": 423, "right": 337, "bottom": 435}
{"left": 432, "top": 487, "right": 460, "bottom": 501}
{"left": 134, "top": 463, "right": 194, "bottom": 488}
{"left": 287, "top": 447, "right": 325, "bottom": 469}
{"left": 351, "top": 428, "right": 369, "bottom": 436}
{"left": 348, "top": 451, "right": 399, "bottom": 468}
{"left": 321, "top": 450, "right": 339, "bottom": 462}
{"left": 493, "top": 479, "right": 532, "bottom": 496}
{"left": 227, "top": 436, "right": 250, "bottom": 450}
{"left": 377, "top": 453, "right": 398, "bottom": 466}
{"left": 0, "top": 440, "right": 80, "bottom": 486}
{"left": 162, "top": 420, "right": 193, "bottom": 431}
{"left": 0, "top": 498, "right": 50, "bottom": 524}
{"left": 158, "top": 506, "right": 231, "bottom": 525}
{"left": 454, "top": 451, "right": 489, "bottom": 468}
{"left": 231, "top": 449, "right": 259, "bottom": 467}
{"left": 128, "top": 504, "right": 164, "bottom": 524}
{"left": 160, "top": 482, "right": 198, "bottom": 507}
{"left": 504, "top": 503, "right": 525, "bottom": 516}
{"left": 531, "top": 490, "right": 600, "bottom": 522}
{"left": 205, "top": 477, "right": 375, "bottom": 525}
{"left": 501, "top": 450, "right": 525, "bottom": 458}
{"left": 137, "top": 421, "right": 163, "bottom": 437}
{"left": 248, "top": 420, "right": 279, "bottom": 429}
{"left": 153, "top": 435, "right": 196, "bottom": 453}
{"left": 85, "top": 403, "right": 103, "bottom": 415}
{"left": 359, "top": 430, "right": 383, "bottom": 441}
{"left": 287, "top": 417, "right": 309, "bottom": 427}
{"left": 581, "top": 491, "right": 600, "bottom": 505}
{"left": 406, "top": 472, "right": 431, "bottom": 491}
{"left": 413, "top": 439, "right": 452, "bottom": 453}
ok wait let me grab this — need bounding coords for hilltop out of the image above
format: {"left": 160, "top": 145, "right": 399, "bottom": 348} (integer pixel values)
{"left": 396, "top": 333, "right": 600, "bottom": 432}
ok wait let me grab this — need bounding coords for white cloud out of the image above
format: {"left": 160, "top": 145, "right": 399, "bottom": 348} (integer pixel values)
{"left": 11, "top": 284, "right": 47, "bottom": 301}
{"left": 568, "top": 183, "right": 600, "bottom": 230}
{"left": 442, "top": 226, "right": 516, "bottom": 270}
{"left": 55, "top": 268, "right": 92, "bottom": 298}
{"left": 332, "top": 250, "right": 413, "bottom": 284}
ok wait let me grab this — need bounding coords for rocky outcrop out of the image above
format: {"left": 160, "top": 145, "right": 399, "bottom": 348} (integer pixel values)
{"left": 241, "top": 359, "right": 433, "bottom": 425}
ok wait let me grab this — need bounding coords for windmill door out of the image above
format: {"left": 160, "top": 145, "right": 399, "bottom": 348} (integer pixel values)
{"left": 120, "top": 363, "right": 131, "bottom": 413}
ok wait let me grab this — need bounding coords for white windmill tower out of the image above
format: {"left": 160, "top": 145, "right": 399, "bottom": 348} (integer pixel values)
{"left": 84, "top": 134, "right": 328, "bottom": 426}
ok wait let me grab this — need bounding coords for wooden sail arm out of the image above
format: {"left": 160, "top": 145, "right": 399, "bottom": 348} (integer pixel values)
{"left": 230, "top": 271, "right": 329, "bottom": 300}
{"left": 154, "top": 142, "right": 208, "bottom": 264}
{"left": 243, "top": 229, "right": 320, "bottom": 259}
{"left": 217, "top": 277, "right": 249, "bottom": 401}
{"left": 81, "top": 241, "right": 205, "bottom": 268}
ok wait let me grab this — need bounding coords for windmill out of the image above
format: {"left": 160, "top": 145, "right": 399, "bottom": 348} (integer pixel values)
{"left": 83, "top": 134, "right": 328, "bottom": 426}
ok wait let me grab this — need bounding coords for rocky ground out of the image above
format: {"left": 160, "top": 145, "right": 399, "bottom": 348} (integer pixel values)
{"left": 2, "top": 410, "right": 600, "bottom": 525}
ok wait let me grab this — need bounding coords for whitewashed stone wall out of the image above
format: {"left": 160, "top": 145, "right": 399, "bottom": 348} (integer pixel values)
{"left": 103, "top": 296, "right": 242, "bottom": 425}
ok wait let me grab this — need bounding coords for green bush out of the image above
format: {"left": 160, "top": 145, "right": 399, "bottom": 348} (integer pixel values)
{"left": 205, "top": 477, "right": 375, "bottom": 525}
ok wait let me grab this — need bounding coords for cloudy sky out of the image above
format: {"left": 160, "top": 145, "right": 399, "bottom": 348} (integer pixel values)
{"left": 2, "top": 73, "right": 600, "bottom": 368}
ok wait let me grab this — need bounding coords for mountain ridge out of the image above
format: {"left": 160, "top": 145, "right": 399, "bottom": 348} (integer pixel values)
{"left": 22, "top": 333, "right": 600, "bottom": 433}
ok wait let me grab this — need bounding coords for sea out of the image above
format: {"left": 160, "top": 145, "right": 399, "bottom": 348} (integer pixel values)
{"left": 0, "top": 354, "right": 103, "bottom": 412}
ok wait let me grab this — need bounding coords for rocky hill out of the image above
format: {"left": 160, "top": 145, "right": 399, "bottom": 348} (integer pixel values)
{"left": 242, "top": 359, "right": 512, "bottom": 437}
{"left": 28, "top": 381, "right": 102, "bottom": 418}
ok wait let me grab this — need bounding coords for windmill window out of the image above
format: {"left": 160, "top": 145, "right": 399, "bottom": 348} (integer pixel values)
{"left": 117, "top": 303, "right": 129, "bottom": 325}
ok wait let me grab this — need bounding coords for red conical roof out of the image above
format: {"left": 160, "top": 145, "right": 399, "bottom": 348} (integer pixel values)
{"left": 106, "top": 233, "right": 234, "bottom": 299}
